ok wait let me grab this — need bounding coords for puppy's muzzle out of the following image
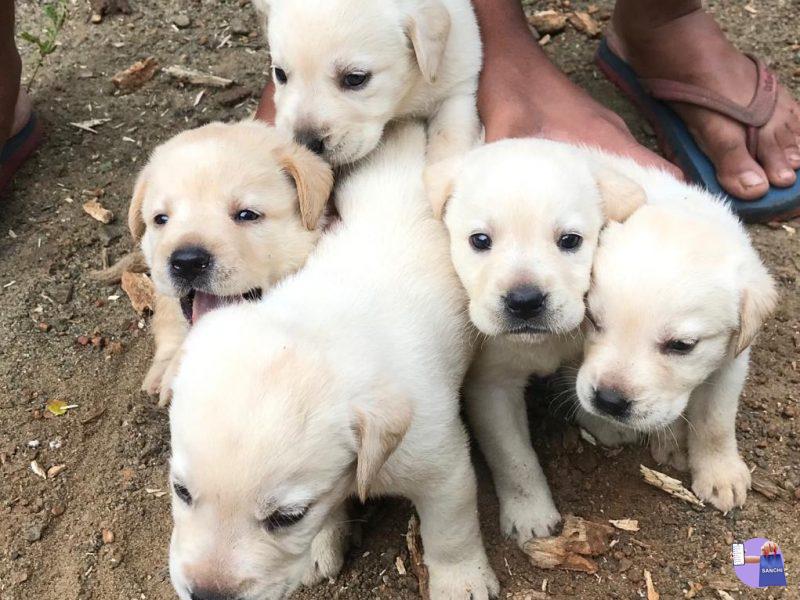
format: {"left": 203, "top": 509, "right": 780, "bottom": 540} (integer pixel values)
{"left": 592, "top": 387, "right": 631, "bottom": 420}
{"left": 503, "top": 285, "right": 550, "bottom": 333}
{"left": 170, "top": 246, "right": 213, "bottom": 287}
{"left": 294, "top": 128, "right": 326, "bottom": 156}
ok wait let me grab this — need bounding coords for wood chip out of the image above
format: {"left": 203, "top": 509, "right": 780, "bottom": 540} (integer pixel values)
{"left": 102, "top": 528, "right": 115, "bottom": 544}
{"left": 395, "top": 555, "right": 406, "bottom": 576}
{"left": 644, "top": 569, "right": 660, "bottom": 600}
{"left": 112, "top": 57, "right": 159, "bottom": 93}
{"left": 69, "top": 118, "right": 111, "bottom": 134}
{"left": 528, "top": 10, "right": 567, "bottom": 34}
{"left": 82, "top": 198, "right": 114, "bottom": 224}
{"left": 717, "top": 591, "right": 735, "bottom": 600}
{"left": 640, "top": 465, "right": 704, "bottom": 507}
{"left": 46, "top": 464, "right": 67, "bottom": 479}
{"left": 164, "top": 66, "right": 233, "bottom": 88}
{"left": 523, "top": 515, "right": 614, "bottom": 574}
{"left": 609, "top": 518, "right": 639, "bottom": 532}
{"left": 30, "top": 460, "right": 47, "bottom": 479}
{"left": 567, "top": 11, "right": 601, "bottom": 37}
{"left": 406, "top": 515, "right": 429, "bottom": 600}
{"left": 751, "top": 471, "right": 784, "bottom": 500}
{"left": 145, "top": 487, "right": 168, "bottom": 498}
{"left": 121, "top": 271, "right": 155, "bottom": 315}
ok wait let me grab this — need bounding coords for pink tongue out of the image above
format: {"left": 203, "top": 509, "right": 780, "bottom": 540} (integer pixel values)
{"left": 192, "top": 291, "right": 229, "bottom": 324}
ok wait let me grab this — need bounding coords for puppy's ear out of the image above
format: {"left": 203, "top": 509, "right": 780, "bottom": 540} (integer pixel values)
{"left": 733, "top": 256, "right": 777, "bottom": 356}
{"left": 128, "top": 168, "right": 149, "bottom": 242}
{"left": 424, "top": 156, "right": 462, "bottom": 220}
{"left": 353, "top": 389, "right": 412, "bottom": 502}
{"left": 275, "top": 143, "right": 334, "bottom": 231}
{"left": 406, "top": 0, "right": 451, "bottom": 84}
{"left": 592, "top": 164, "right": 646, "bottom": 223}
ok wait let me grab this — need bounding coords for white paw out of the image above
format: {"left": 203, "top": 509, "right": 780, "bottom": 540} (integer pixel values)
{"left": 650, "top": 437, "right": 688, "bottom": 472}
{"left": 142, "top": 359, "right": 168, "bottom": 397}
{"left": 428, "top": 555, "right": 499, "bottom": 600}
{"left": 499, "top": 493, "right": 562, "bottom": 547}
{"left": 691, "top": 454, "right": 751, "bottom": 513}
{"left": 301, "top": 520, "right": 348, "bottom": 586}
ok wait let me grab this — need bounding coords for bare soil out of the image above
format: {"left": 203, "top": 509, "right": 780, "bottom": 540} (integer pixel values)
{"left": 1, "top": 1, "right": 799, "bottom": 599}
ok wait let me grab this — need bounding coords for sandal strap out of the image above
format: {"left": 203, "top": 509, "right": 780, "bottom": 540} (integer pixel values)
{"left": 640, "top": 55, "right": 778, "bottom": 157}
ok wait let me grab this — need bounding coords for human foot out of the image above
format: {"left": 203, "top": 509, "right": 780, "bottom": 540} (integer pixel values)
{"left": 611, "top": 6, "right": 800, "bottom": 200}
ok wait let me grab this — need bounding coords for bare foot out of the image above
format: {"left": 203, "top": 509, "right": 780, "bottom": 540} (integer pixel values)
{"left": 612, "top": 6, "right": 800, "bottom": 200}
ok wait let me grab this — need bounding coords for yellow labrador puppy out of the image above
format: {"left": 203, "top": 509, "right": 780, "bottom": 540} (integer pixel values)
{"left": 575, "top": 163, "right": 776, "bottom": 513}
{"left": 427, "top": 139, "right": 645, "bottom": 547}
{"left": 168, "top": 123, "right": 497, "bottom": 600}
{"left": 254, "top": 0, "right": 482, "bottom": 166}
{"left": 128, "top": 121, "right": 333, "bottom": 405}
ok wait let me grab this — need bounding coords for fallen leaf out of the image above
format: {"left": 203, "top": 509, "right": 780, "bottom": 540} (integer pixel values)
{"left": 528, "top": 10, "right": 567, "bottom": 34}
{"left": 112, "top": 57, "right": 160, "bottom": 93}
{"left": 645, "top": 569, "right": 660, "bottom": 600}
{"left": 164, "top": 66, "right": 233, "bottom": 88}
{"left": 82, "top": 198, "right": 114, "bottom": 224}
{"left": 523, "top": 515, "right": 614, "bottom": 574}
{"left": 47, "top": 464, "right": 67, "bottom": 478}
{"left": 46, "top": 400, "right": 78, "bottom": 416}
{"left": 640, "top": 465, "right": 704, "bottom": 507}
{"left": 30, "top": 460, "right": 47, "bottom": 479}
{"left": 567, "top": 11, "right": 601, "bottom": 37}
{"left": 609, "top": 518, "right": 639, "bottom": 532}
{"left": 406, "top": 515, "right": 429, "bottom": 600}
{"left": 121, "top": 272, "right": 155, "bottom": 315}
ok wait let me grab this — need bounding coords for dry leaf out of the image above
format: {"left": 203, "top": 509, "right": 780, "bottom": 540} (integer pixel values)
{"left": 406, "top": 515, "right": 430, "bottom": 600}
{"left": 82, "top": 198, "right": 114, "bottom": 224}
{"left": 112, "top": 57, "right": 159, "bottom": 93}
{"left": 121, "top": 271, "right": 155, "bottom": 314}
{"left": 523, "top": 515, "right": 615, "bottom": 574}
{"left": 609, "top": 518, "right": 639, "bottom": 532}
{"left": 164, "top": 66, "right": 233, "bottom": 88}
{"left": 640, "top": 465, "right": 704, "bottom": 507}
{"left": 46, "top": 399, "right": 78, "bottom": 416}
{"left": 528, "top": 10, "right": 567, "bottom": 34}
{"left": 30, "top": 460, "right": 47, "bottom": 479}
{"left": 47, "top": 464, "right": 66, "bottom": 478}
{"left": 645, "top": 570, "right": 660, "bottom": 600}
{"left": 395, "top": 555, "right": 406, "bottom": 576}
{"left": 567, "top": 11, "right": 601, "bottom": 37}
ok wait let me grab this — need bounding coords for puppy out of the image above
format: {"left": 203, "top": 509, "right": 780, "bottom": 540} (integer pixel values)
{"left": 128, "top": 121, "right": 333, "bottom": 405}
{"left": 427, "top": 139, "right": 645, "bottom": 547}
{"left": 168, "top": 122, "right": 498, "bottom": 600}
{"left": 574, "top": 160, "right": 777, "bottom": 513}
{"left": 254, "top": 0, "right": 482, "bottom": 166}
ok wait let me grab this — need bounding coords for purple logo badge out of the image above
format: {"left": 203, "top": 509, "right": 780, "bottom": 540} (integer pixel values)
{"left": 732, "top": 538, "right": 787, "bottom": 588}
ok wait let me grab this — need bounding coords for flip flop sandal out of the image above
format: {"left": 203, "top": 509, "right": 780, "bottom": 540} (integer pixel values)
{"left": 596, "top": 37, "right": 800, "bottom": 223}
{"left": 0, "top": 112, "right": 44, "bottom": 195}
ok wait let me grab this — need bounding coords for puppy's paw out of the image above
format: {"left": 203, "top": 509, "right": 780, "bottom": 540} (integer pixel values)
{"left": 691, "top": 453, "right": 751, "bottom": 513}
{"left": 428, "top": 556, "right": 499, "bottom": 600}
{"left": 650, "top": 436, "right": 688, "bottom": 472}
{"left": 499, "top": 493, "right": 561, "bottom": 547}
{"left": 301, "top": 520, "right": 348, "bottom": 586}
{"left": 142, "top": 360, "right": 168, "bottom": 397}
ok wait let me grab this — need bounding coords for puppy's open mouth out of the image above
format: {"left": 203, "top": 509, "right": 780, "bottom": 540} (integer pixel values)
{"left": 180, "top": 288, "right": 263, "bottom": 325}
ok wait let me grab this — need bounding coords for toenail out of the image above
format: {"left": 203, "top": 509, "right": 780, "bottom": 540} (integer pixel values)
{"left": 739, "top": 171, "right": 765, "bottom": 189}
{"left": 788, "top": 152, "right": 800, "bottom": 162}
{"left": 778, "top": 168, "right": 795, "bottom": 181}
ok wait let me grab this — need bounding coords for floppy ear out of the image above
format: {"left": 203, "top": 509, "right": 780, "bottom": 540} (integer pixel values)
{"left": 128, "top": 168, "right": 149, "bottom": 242}
{"left": 591, "top": 164, "right": 646, "bottom": 223}
{"left": 353, "top": 390, "right": 412, "bottom": 502}
{"left": 275, "top": 143, "right": 334, "bottom": 231}
{"left": 424, "top": 156, "right": 462, "bottom": 220}
{"left": 733, "top": 257, "right": 777, "bottom": 356}
{"left": 405, "top": 0, "right": 451, "bottom": 84}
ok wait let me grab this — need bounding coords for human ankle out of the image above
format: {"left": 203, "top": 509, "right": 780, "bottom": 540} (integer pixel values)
{"left": 612, "top": 0, "right": 702, "bottom": 41}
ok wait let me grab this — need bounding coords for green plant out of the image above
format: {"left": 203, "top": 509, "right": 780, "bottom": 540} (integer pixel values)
{"left": 19, "top": 0, "right": 69, "bottom": 90}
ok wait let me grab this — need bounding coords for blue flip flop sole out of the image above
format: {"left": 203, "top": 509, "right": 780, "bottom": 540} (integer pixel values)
{"left": 596, "top": 38, "right": 800, "bottom": 223}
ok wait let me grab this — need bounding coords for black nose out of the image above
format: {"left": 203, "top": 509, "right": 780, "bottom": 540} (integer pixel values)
{"left": 504, "top": 285, "right": 548, "bottom": 320}
{"left": 170, "top": 246, "right": 212, "bottom": 284}
{"left": 190, "top": 591, "right": 238, "bottom": 600}
{"left": 294, "top": 129, "right": 325, "bottom": 155}
{"left": 592, "top": 387, "right": 631, "bottom": 419}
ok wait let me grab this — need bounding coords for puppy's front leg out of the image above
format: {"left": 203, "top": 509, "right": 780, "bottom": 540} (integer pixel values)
{"left": 408, "top": 422, "right": 498, "bottom": 600}
{"left": 426, "top": 91, "right": 480, "bottom": 165}
{"left": 302, "top": 503, "right": 349, "bottom": 586}
{"left": 142, "top": 294, "right": 188, "bottom": 405}
{"left": 465, "top": 370, "right": 561, "bottom": 546}
{"left": 687, "top": 351, "right": 751, "bottom": 513}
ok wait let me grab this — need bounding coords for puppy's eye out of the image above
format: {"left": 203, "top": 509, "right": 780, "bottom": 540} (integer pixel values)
{"left": 469, "top": 233, "right": 492, "bottom": 252}
{"left": 273, "top": 67, "right": 288, "bottom": 85}
{"left": 154, "top": 214, "right": 169, "bottom": 226}
{"left": 173, "top": 483, "right": 192, "bottom": 505}
{"left": 557, "top": 233, "right": 583, "bottom": 251}
{"left": 262, "top": 506, "right": 308, "bottom": 532}
{"left": 342, "top": 71, "right": 371, "bottom": 90}
{"left": 234, "top": 209, "right": 262, "bottom": 222}
{"left": 662, "top": 339, "right": 698, "bottom": 355}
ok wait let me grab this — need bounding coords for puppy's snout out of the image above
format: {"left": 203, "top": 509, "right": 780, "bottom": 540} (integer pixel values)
{"left": 170, "top": 246, "right": 213, "bottom": 284}
{"left": 294, "top": 128, "right": 326, "bottom": 155}
{"left": 503, "top": 285, "right": 548, "bottom": 320}
{"left": 190, "top": 590, "right": 240, "bottom": 600}
{"left": 592, "top": 387, "right": 631, "bottom": 419}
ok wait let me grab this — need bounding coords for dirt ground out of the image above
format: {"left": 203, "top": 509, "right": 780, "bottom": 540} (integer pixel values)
{"left": 1, "top": 0, "right": 799, "bottom": 599}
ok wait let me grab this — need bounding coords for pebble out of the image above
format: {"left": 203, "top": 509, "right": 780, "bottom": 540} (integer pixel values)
{"left": 25, "top": 523, "right": 44, "bottom": 543}
{"left": 617, "top": 557, "right": 633, "bottom": 572}
{"left": 51, "top": 503, "right": 65, "bottom": 516}
{"left": 782, "top": 404, "right": 797, "bottom": 418}
{"left": 229, "top": 18, "right": 249, "bottom": 35}
{"left": 48, "top": 283, "right": 74, "bottom": 304}
{"left": 172, "top": 14, "right": 191, "bottom": 28}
